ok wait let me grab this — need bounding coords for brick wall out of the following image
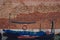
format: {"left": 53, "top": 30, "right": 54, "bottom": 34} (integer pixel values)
{"left": 0, "top": 12, "right": 60, "bottom": 29}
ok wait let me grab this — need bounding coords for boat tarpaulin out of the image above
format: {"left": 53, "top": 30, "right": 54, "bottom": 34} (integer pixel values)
{"left": 3, "top": 30, "right": 46, "bottom": 36}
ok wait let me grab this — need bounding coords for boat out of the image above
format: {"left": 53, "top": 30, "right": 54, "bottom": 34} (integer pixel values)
{"left": 3, "top": 21, "right": 54, "bottom": 40}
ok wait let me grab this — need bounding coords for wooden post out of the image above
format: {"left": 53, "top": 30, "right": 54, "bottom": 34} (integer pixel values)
{"left": 51, "top": 21, "right": 55, "bottom": 34}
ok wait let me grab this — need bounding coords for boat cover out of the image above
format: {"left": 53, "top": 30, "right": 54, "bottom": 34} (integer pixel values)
{"left": 3, "top": 30, "right": 46, "bottom": 37}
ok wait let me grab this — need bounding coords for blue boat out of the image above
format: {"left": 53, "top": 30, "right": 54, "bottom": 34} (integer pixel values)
{"left": 3, "top": 29, "right": 46, "bottom": 37}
